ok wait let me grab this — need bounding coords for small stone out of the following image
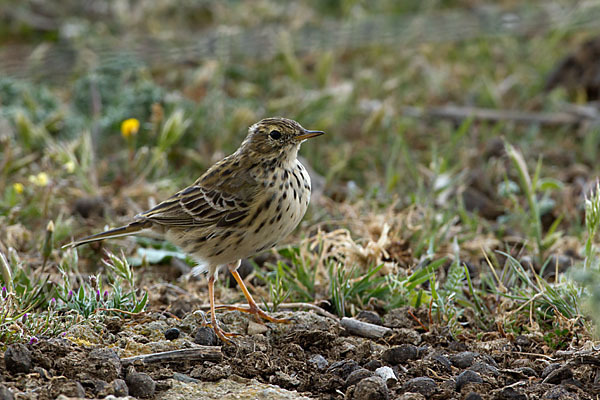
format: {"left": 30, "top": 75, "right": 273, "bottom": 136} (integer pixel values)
{"left": 448, "top": 341, "right": 468, "bottom": 352}
{"left": 432, "top": 354, "right": 452, "bottom": 372}
{"left": 396, "top": 394, "right": 425, "bottom": 400}
{"left": 374, "top": 366, "right": 397, "bottom": 384}
{"left": 514, "top": 335, "right": 530, "bottom": 347}
{"left": 55, "top": 381, "right": 85, "bottom": 398}
{"left": 515, "top": 367, "right": 537, "bottom": 377}
{"left": 247, "top": 321, "right": 268, "bottom": 335}
{"left": 33, "top": 366, "right": 51, "bottom": 380}
{"left": 111, "top": 379, "right": 129, "bottom": 397}
{"left": 456, "top": 370, "right": 483, "bottom": 392}
{"left": 542, "top": 366, "right": 573, "bottom": 384}
{"left": 353, "top": 376, "right": 389, "bottom": 400}
{"left": 382, "top": 345, "right": 418, "bottom": 365}
{"left": 496, "top": 387, "right": 526, "bottom": 400}
{"left": 0, "top": 385, "right": 14, "bottom": 400}
{"left": 356, "top": 311, "right": 382, "bottom": 325}
{"left": 543, "top": 386, "right": 574, "bottom": 399}
{"left": 470, "top": 361, "right": 499, "bottom": 377}
{"left": 88, "top": 348, "right": 121, "bottom": 382}
{"left": 450, "top": 351, "right": 476, "bottom": 369}
{"left": 194, "top": 327, "right": 218, "bottom": 346}
{"left": 126, "top": 370, "right": 156, "bottom": 398}
{"left": 364, "top": 360, "right": 383, "bottom": 371}
{"left": 327, "top": 359, "right": 360, "bottom": 380}
{"left": 81, "top": 379, "right": 107, "bottom": 396}
{"left": 345, "top": 368, "right": 373, "bottom": 388}
{"left": 402, "top": 377, "right": 438, "bottom": 397}
{"left": 465, "top": 393, "right": 483, "bottom": 400}
{"left": 4, "top": 344, "right": 32, "bottom": 374}
{"left": 541, "top": 363, "right": 562, "bottom": 379}
{"left": 164, "top": 327, "right": 180, "bottom": 340}
{"left": 308, "top": 354, "right": 329, "bottom": 370}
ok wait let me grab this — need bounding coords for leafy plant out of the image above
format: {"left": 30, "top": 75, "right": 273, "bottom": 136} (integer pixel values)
{"left": 56, "top": 249, "right": 148, "bottom": 317}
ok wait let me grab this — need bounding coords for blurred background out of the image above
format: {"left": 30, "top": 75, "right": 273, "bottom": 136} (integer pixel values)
{"left": 2, "top": 0, "right": 600, "bottom": 344}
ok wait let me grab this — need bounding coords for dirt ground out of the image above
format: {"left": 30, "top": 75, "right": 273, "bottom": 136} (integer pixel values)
{"left": 1, "top": 294, "right": 599, "bottom": 400}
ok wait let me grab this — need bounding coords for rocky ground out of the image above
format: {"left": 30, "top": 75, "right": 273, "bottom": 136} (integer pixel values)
{"left": 1, "top": 304, "right": 599, "bottom": 400}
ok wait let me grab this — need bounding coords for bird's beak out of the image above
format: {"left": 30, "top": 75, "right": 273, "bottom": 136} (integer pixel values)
{"left": 296, "top": 129, "right": 325, "bottom": 141}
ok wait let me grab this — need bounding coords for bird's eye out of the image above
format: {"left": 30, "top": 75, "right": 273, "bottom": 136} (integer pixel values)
{"left": 269, "top": 130, "right": 282, "bottom": 140}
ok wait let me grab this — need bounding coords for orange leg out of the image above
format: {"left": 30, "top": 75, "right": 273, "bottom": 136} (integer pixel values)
{"left": 215, "top": 262, "right": 291, "bottom": 324}
{"left": 207, "top": 275, "right": 239, "bottom": 343}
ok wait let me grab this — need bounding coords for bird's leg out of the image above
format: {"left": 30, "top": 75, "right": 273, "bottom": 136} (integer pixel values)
{"left": 207, "top": 275, "right": 240, "bottom": 343}
{"left": 215, "top": 261, "right": 291, "bottom": 324}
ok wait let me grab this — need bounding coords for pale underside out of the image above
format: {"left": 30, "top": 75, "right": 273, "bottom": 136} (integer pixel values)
{"left": 141, "top": 156, "right": 312, "bottom": 277}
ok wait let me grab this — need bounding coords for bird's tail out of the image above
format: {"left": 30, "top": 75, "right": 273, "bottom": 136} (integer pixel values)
{"left": 64, "top": 220, "right": 152, "bottom": 248}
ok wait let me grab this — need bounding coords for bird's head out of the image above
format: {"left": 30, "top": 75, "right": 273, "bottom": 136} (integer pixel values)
{"left": 239, "top": 117, "right": 324, "bottom": 163}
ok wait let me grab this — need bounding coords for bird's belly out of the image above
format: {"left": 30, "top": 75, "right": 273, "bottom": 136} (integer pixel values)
{"left": 172, "top": 184, "right": 310, "bottom": 268}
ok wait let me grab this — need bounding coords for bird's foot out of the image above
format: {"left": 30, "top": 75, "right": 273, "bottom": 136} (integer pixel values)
{"left": 215, "top": 304, "right": 292, "bottom": 324}
{"left": 208, "top": 321, "right": 241, "bottom": 344}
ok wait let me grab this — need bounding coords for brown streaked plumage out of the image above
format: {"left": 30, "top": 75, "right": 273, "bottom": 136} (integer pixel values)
{"left": 66, "top": 117, "right": 324, "bottom": 342}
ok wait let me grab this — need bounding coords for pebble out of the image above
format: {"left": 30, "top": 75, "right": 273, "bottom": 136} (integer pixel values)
{"left": 456, "top": 370, "right": 483, "bottom": 392}
{"left": 542, "top": 366, "right": 573, "bottom": 384}
{"left": 515, "top": 367, "right": 537, "bottom": 377}
{"left": 164, "top": 327, "right": 180, "bottom": 340}
{"left": 356, "top": 310, "right": 382, "bottom": 325}
{"left": 396, "top": 393, "right": 425, "bottom": 400}
{"left": 496, "top": 387, "right": 526, "bottom": 400}
{"left": 513, "top": 335, "right": 530, "bottom": 347}
{"left": 464, "top": 392, "right": 483, "bottom": 400}
{"left": 352, "top": 376, "right": 389, "bottom": 400}
{"left": 194, "top": 327, "right": 218, "bottom": 346}
{"left": 450, "top": 351, "right": 476, "bottom": 368}
{"left": 126, "top": 369, "right": 156, "bottom": 398}
{"left": 402, "top": 377, "right": 438, "bottom": 397}
{"left": 247, "top": 321, "right": 268, "bottom": 335}
{"left": 345, "top": 368, "right": 373, "bottom": 388}
{"left": 4, "top": 344, "right": 32, "bottom": 374}
{"left": 382, "top": 344, "right": 418, "bottom": 365}
{"left": 111, "top": 379, "right": 129, "bottom": 397}
{"left": 541, "top": 363, "right": 562, "bottom": 379}
{"left": 543, "top": 386, "right": 573, "bottom": 399}
{"left": 374, "top": 366, "right": 397, "bottom": 384}
{"left": 364, "top": 360, "right": 383, "bottom": 371}
{"left": 88, "top": 348, "right": 122, "bottom": 382}
{"left": 327, "top": 359, "right": 360, "bottom": 380}
{"left": 308, "top": 354, "right": 329, "bottom": 370}
{"left": 82, "top": 379, "right": 107, "bottom": 396}
{"left": 52, "top": 381, "right": 85, "bottom": 398}
{"left": 470, "top": 361, "right": 499, "bottom": 377}
{"left": 0, "top": 385, "right": 14, "bottom": 400}
{"left": 431, "top": 354, "right": 452, "bottom": 372}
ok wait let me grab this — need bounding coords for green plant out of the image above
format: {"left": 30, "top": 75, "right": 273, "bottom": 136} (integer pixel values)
{"left": 260, "top": 260, "right": 291, "bottom": 313}
{"left": 56, "top": 249, "right": 148, "bottom": 317}
{"left": 505, "top": 144, "right": 564, "bottom": 260}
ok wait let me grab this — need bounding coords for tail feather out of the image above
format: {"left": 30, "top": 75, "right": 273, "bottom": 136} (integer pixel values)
{"left": 64, "top": 220, "right": 152, "bottom": 248}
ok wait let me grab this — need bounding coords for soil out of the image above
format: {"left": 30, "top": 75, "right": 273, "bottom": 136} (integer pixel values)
{"left": 1, "top": 301, "right": 599, "bottom": 399}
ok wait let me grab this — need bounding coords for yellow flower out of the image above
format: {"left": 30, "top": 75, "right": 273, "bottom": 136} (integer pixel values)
{"left": 121, "top": 118, "right": 140, "bottom": 139}
{"left": 64, "top": 160, "right": 75, "bottom": 173}
{"left": 28, "top": 172, "right": 49, "bottom": 187}
{"left": 13, "top": 182, "right": 24, "bottom": 194}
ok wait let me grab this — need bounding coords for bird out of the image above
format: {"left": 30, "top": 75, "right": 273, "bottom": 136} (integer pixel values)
{"left": 66, "top": 117, "right": 325, "bottom": 342}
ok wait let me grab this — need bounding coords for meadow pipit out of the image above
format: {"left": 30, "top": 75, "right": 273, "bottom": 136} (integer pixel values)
{"left": 67, "top": 117, "right": 324, "bottom": 342}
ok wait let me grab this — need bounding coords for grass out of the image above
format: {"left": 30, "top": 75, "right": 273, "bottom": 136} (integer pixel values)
{"left": 1, "top": 0, "right": 600, "bottom": 347}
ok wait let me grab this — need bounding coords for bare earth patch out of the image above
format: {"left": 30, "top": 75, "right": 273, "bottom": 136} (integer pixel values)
{"left": 1, "top": 308, "right": 598, "bottom": 399}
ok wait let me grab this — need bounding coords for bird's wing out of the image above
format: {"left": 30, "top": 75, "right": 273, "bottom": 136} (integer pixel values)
{"left": 140, "top": 157, "right": 257, "bottom": 229}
